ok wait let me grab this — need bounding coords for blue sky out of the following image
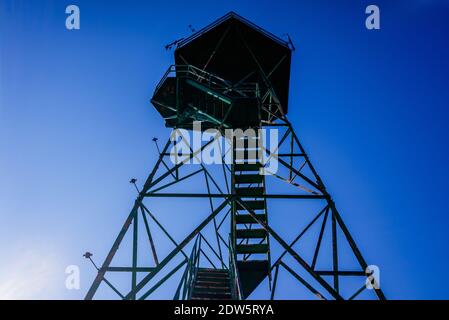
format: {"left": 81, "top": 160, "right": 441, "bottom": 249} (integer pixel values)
{"left": 1, "top": 0, "right": 449, "bottom": 299}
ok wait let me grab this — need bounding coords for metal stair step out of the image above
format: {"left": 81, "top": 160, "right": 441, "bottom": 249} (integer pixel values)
{"left": 234, "top": 163, "right": 261, "bottom": 172}
{"left": 233, "top": 146, "right": 261, "bottom": 151}
{"left": 234, "top": 144, "right": 261, "bottom": 150}
{"left": 196, "top": 274, "right": 229, "bottom": 281}
{"left": 234, "top": 174, "right": 263, "bottom": 184}
{"left": 197, "top": 268, "right": 227, "bottom": 272}
{"left": 194, "top": 282, "right": 230, "bottom": 288}
{"left": 235, "top": 214, "right": 266, "bottom": 224}
{"left": 235, "top": 214, "right": 267, "bottom": 224}
{"left": 236, "top": 244, "right": 269, "bottom": 254}
{"left": 236, "top": 228, "right": 267, "bottom": 239}
{"left": 193, "top": 286, "right": 230, "bottom": 293}
{"left": 234, "top": 152, "right": 259, "bottom": 164}
{"left": 191, "top": 293, "right": 231, "bottom": 300}
{"left": 235, "top": 187, "right": 264, "bottom": 197}
{"left": 196, "top": 271, "right": 229, "bottom": 276}
{"left": 236, "top": 135, "right": 261, "bottom": 140}
{"left": 191, "top": 267, "right": 232, "bottom": 300}
{"left": 234, "top": 158, "right": 261, "bottom": 163}
{"left": 191, "top": 293, "right": 231, "bottom": 299}
{"left": 196, "top": 269, "right": 228, "bottom": 275}
{"left": 236, "top": 200, "right": 265, "bottom": 211}
{"left": 195, "top": 279, "right": 230, "bottom": 288}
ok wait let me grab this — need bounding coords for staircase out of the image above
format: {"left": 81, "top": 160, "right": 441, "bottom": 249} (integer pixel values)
{"left": 231, "top": 133, "right": 271, "bottom": 299}
{"left": 190, "top": 268, "right": 232, "bottom": 300}
{"left": 151, "top": 65, "right": 260, "bottom": 129}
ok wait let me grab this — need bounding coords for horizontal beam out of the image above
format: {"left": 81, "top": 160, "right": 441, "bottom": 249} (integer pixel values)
{"left": 315, "top": 271, "right": 366, "bottom": 276}
{"left": 144, "top": 193, "right": 325, "bottom": 199}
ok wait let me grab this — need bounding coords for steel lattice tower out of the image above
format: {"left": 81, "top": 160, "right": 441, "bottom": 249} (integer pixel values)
{"left": 85, "top": 12, "right": 386, "bottom": 300}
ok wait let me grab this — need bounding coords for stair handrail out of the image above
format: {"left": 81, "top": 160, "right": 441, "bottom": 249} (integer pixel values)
{"left": 187, "top": 235, "right": 202, "bottom": 300}
{"left": 229, "top": 235, "right": 243, "bottom": 300}
{"left": 174, "top": 234, "right": 202, "bottom": 300}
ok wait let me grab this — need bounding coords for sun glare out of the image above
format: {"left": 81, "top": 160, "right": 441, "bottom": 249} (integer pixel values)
{"left": 0, "top": 248, "right": 58, "bottom": 300}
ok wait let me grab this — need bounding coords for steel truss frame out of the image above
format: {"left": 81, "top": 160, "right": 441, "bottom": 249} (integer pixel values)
{"left": 85, "top": 18, "right": 386, "bottom": 300}
{"left": 85, "top": 115, "right": 386, "bottom": 300}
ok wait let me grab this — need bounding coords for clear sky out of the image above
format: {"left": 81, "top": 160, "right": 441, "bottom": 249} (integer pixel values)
{"left": 1, "top": 0, "right": 449, "bottom": 299}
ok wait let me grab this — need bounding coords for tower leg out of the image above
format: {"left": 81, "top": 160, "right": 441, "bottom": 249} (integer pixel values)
{"left": 258, "top": 118, "right": 386, "bottom": 300}
{"left": 85, "top": 135, "right": 233, "bottom": 300}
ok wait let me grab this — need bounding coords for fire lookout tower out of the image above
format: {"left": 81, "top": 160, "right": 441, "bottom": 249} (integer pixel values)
{"left": 85, "top": 12, "right": 386, "bottom": 300}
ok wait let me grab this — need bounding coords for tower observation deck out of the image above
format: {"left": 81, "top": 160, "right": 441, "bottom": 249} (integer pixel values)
{"left": 152, "top": 12, "right": 291, "bottom": 129}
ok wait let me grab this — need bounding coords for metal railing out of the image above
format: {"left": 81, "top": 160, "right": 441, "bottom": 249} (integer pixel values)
{"left": 229, "top": 235, "right": 243, "bottom": 300}
{"left": 174, "top": 233, "right": 230, "bottom": 300}
{"left": 155, "top": 64, "right": 259, "bottom": 99}
{"left": 174, "top": 235, "right": 201, "bottom": 300}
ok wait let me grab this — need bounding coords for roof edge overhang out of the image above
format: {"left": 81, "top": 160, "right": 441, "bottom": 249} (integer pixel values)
{"left": 176, "top": 11, "right": 291, "bottom": 51}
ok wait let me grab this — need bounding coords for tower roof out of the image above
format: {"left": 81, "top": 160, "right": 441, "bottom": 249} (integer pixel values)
{"left": 175, "top": 12, "right": 292, "bottom": 114}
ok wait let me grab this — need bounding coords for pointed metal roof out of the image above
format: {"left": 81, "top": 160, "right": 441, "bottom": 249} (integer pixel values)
{"left": 177, "top": 11, "right": 290, "bottom": 49}
{"left": 174, "top": 12, "right": 292, "bottom": 114}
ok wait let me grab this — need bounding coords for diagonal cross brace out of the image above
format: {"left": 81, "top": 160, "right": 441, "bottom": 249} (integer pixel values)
{"left": 234, "top": 198, "right": 343, "bottom": 300}
{"left": 124, "top": 198, "right": 231, "bottom": 299}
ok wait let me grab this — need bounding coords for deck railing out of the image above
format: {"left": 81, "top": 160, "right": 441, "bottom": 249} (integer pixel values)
{"left": 155, "top": 64, "right": 259, "bottom": 99}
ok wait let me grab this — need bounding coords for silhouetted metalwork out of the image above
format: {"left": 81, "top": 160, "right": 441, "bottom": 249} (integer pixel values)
{"left": 85, "top": 12, "right": 386, "bottom": 300}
